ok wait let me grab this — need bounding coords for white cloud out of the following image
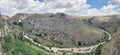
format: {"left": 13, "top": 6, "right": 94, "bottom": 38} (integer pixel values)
{"left": 0, "top": 0, "right": 119, "bottom": 16}
{"left": 110, "top": 0, "right": 120, "bottom": 5}
{"left": 100, "top": 4, "right": 117, "bottom": 14}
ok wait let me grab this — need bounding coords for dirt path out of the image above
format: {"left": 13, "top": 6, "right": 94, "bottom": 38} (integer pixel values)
{"left": 23, "top": 30, "right": 112, "bottom": 53}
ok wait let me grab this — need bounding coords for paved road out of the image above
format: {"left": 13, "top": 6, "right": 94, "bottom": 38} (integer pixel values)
{"left": 23, "top": 30, "right": 112, "bottom": 53}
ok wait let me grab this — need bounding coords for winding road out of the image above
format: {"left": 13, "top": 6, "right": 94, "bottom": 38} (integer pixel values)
{"left": 23, "top": 30, "right": 112, "bottom": 53}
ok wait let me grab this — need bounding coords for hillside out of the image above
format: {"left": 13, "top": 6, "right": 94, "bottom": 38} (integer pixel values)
{"left": 10, "top": 13, "right": 105, "bottom": 48}
{"left": 1, "top": 13, "right": 120, "bottom": 55}
{"left": 0, "top": 14, "right": 60, "bottom": 55}
{"left": 82, "top": 15, "right": 120, "bottom": 34}
{"left": 100, "top": 30, "right": 120, "bottom": 55}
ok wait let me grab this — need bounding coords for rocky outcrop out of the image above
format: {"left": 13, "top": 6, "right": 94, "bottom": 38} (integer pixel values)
{"left": 11, "top": 13, "right": 33, "bottom": 21}
{"left": 0, "top": 14, "right": 9, "bottom": 20}
{"left": 112, "top": 31, "right": 120, "bottom": 55}
{"left": 15, "top": 13, "right": 104, "bottom": 46}
{"left": 84, "top": 15, "right": 120, "bottom": 33}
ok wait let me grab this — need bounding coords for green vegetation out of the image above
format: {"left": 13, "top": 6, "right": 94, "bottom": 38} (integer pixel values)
{"left": 95, "top": 45, "right": 103, "bottom": 55}
{"left": 22, "top": 23, "right": 32, "bottom": 33}
{"left": 0, "top": 19, "right": 4, "bottom": 27}
{"left": 13, "top": 21, "right": 23, "bottom": 27}
{"left": 2, "top": 13, "right": 119, "bottom": 55}
{"left": 2, "top": 34, "right": 51, "bottom": 55}
{"left": 2, "top": 34, "right": 13, "bottom": 52}
{"left": 11, "top": 39, "right": 49, "bottom": 55}
{"left": 2, "top": 43, "right": 13, "bottom": 52}
{"left": 29, "top": 34, "right": 75, "bottom": 48}
{"left": 102, "top": 33, "right": 109, "bottom": 42}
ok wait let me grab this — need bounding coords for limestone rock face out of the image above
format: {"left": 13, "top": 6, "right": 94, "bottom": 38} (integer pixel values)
{"left": 112, "top": 32, "right": 120, "bottom": 55}
{"left": 0, "top": 14, "right": 9, "bottom": 20}
{"left": 21, "top": 13, "right": 104, "bottom": 46}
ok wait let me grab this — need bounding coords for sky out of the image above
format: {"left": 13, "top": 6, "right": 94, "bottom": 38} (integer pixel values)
{"left": 0, "top": 0, "right": 120, "bottom": 16}
{"left": 87, "top": 0, "right": 109, "bottom": 9}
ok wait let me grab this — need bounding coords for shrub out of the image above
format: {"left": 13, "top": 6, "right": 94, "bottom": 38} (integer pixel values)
{"left": 2, "top": 43, "right": 13, "bottom": 52}
{"left": 95, "top": 45, "right": 103, "bottom": 55}
{"left": 0, "top": 19, "right": 4, "bottom": 27}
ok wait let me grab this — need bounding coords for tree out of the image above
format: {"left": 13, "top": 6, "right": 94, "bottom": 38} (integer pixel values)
{"left": 13, "top": 21, "right": 17, "bottom": 25}
{"left": 33, "top": 38, "right": 39, "bottom": 43}
{"left": 18, "top": 22, "right": 23, "bottom": 27}
{"left": 78, "top": 41, "right": 81, "bottom": 46}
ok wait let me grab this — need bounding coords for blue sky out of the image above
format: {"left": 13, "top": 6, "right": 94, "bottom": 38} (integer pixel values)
{"left": 87, "top": 0, "right": 109, "bottom": 9}
{"left": 36, "top": 0, "right": 109, "bottom": 10}
{"left": 0, "top": 0, "right": 120, "bottom": 16}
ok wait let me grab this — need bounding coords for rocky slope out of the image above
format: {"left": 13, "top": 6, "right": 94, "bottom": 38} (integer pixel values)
{"left": 1, "top": 13, "right": 120, "bottom": 55}
{"left": 10, "top": 13, "right": 104, "bottom": 47}
{"left": 83, "top": 15, "right": 120, "bottom": 34}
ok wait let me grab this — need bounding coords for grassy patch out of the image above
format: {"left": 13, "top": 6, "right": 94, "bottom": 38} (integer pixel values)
{"left": 2, "top": 34, "right": 51, "bottom": 55}
{"left": 0, "top": 18, "right": 4, "bottom": 27}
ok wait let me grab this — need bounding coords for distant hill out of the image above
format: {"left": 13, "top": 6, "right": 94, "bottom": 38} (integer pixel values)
{"left": 81, "top": 15, "right": 120, "bottom": 34}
